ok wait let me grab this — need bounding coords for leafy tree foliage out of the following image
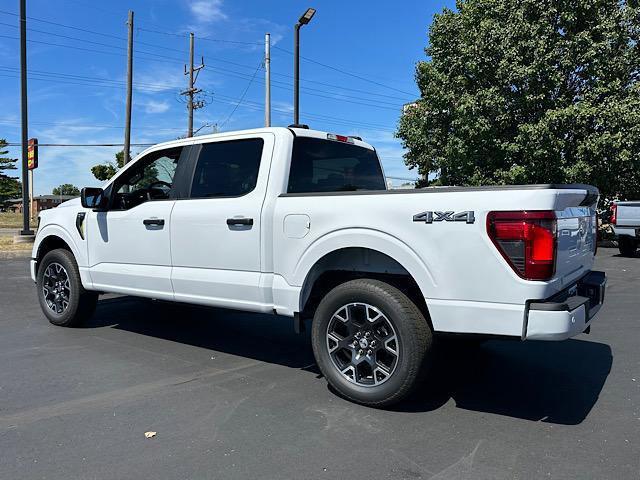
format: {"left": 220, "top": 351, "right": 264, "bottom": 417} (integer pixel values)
{"left": 0, "top": 139, "right": 21, "bottom": 204}
{"left": 91, "top": 150, "right": 127, "bottom": 181}
{"left": 52, "top": 183, "right": 80, "bottom": 196}
{"left": 397, "top": 0, "right": 640, "bottom": 199}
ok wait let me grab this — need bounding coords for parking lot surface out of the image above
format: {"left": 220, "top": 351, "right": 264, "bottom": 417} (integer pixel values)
{"left": 0, "top": 250, "right": 638, "bottom": 479}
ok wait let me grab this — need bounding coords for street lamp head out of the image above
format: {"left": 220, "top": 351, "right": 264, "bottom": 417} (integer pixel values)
{"left": 298, "top": 8, "right": 316, "bottom": 25}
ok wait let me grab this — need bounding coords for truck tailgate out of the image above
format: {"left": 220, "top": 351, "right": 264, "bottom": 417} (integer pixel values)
{"left": 555, "top": 202, "right": 597, "bottom": 288}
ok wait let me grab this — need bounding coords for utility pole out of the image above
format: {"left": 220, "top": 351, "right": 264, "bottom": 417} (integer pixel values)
{"left": 19, "top": 0, "right": 32, "bottom": 236}
{"left": 123, "top": 10, "right": 134, "bottom": 164}
{"left": 182, "top": 33, "right": 205, "bottom": 137}
{"left": 264, "top": 33, "right": 271, "bottom": 127}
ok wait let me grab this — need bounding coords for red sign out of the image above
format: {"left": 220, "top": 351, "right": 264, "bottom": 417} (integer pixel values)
{"left": 27, "top": 138, "right": 38, "bottom": 170}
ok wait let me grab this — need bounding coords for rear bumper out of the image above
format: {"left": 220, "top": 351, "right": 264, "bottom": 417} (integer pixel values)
{"left": 525, "top": 271, "right": 606, "bottom": 341}
{"left": 613, "top": 226, "right": 639, "bottom": 238}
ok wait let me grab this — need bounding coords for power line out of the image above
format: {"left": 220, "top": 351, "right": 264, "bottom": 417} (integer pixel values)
{"left": 137, "top": 27, "right": 262, "bottom": 46}
{"left": 0, "top": 8, "right": 124, "bottom": 40}
{"left": 0, "top": 66, "right": 179, "bottom": 91}
{"left": 0, "top": 61, "right": 404, "bottom": 111}
{"left": 0, "top": 71, "right": 395, "bottom": 131}
{"left": 273, "top": 45, "right": 416, "bottom": 97}
{"left": 219, "top": 62, "right": 263, "bottom": 129}
{"left": 213, "top": 94, "right": 396, "bottom": 132}
{"left": 0, "top": 118, "right": 186, "bottom": 133}
{"left": 0, "top": 9, "right": 412, "bottom": 103}
{"left": 2, "top": 142, "right": 154, "bottom": 147}
{"left": 0, "top": 8, "right": 416, "bottom": 102}
{"left": 0, "top": 70, "right": 397, "bottom": 132}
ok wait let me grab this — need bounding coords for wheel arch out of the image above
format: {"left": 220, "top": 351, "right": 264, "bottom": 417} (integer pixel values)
{"left": 33, "top": 226, "right": 82, "bottom": 276}
{"left": 297, "top": 244, "right": 433, "bottom": 325}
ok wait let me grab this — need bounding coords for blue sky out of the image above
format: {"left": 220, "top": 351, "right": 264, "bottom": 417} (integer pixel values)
{"left": 0, "top": 0, "right": 453, "bottom": 194}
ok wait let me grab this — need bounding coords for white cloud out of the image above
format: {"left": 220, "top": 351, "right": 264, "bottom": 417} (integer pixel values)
{"left": 135, "top": 66, "right": 185, "bottom": 94}
{"left": 189, "top": 0, "right": 227, "bottom": 23}
{"left": 143, "top": 100, "right": 170, "bottom": 114}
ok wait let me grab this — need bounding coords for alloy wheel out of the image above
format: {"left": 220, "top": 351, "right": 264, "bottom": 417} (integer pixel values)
{"left": 42, "top": 262, "right": 71, "bottom": 315}
{"left": 326, "top": 302, "right": 399, "bottom": 387}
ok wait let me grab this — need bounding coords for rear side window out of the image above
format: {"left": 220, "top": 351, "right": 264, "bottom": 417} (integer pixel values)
{"left": 190, "top": 138, "right": 264, "bottom": 198}
{"left": 287, "top": 137, "right": 386, "bottom": 193}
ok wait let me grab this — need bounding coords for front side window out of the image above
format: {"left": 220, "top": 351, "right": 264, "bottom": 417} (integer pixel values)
{"left": 112, "top": 147, "right": 182, "bottom": 209}
{"left": 190, "top": 138, "right": 264, "bottom": 198}
{"left": 287, "top": 137, "right": 386, "bottom": 193}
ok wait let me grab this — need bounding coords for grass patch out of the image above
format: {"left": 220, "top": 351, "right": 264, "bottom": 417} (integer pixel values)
{"left": 0, "top": 212, "right": 37, "bottom": 229}
{"left": 0, "top": 235, "right": 33, "bottom": 251}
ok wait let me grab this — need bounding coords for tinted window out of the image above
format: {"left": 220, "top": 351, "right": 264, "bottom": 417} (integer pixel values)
{"left": 288, "top": 137, "right": 386, "bottom": 193}
{"left": 190, "top": 138, "right": 264, "bottom": 198}
{"left": 113, "top": 147, "right": 183, "bottom": 209}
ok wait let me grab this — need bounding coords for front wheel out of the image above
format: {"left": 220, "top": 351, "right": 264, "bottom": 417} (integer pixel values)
{"left": 311, "top": 279, "right": 433, "bottom": 407}
{"left": 37, "top": 248, "right": 98, "bottom": 327}
{"left": 618, "top": 236, "right": 638, "bottom": 257}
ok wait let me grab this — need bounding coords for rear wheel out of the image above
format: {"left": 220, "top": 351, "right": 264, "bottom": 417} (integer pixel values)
{"left": 618, "top": 236, "right": 637, "bottom": 257}
{"left": 311, "top": 279, "right": 433, "bottom": 407}
{"left": 37, "top": 248, "right": 98, "bottom": 327}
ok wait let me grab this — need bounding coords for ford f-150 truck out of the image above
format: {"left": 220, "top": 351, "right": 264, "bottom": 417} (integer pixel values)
{"left": 31, "top": 126, "right": 606, "bottom": 407}
{"left": 611, "top": 201, "right": 640, "bottom": 257}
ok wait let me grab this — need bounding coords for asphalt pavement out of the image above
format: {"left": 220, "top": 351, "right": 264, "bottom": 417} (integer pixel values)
{"left": 0, "top": 250, "right": 638, "bottom": 479}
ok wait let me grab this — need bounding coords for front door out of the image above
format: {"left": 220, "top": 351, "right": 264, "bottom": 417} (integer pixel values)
{"left": 87, "top": 146, "right": 188, "bottom": 300}
{"left": 170, "top": 134, "right": 273, "bottom": 310}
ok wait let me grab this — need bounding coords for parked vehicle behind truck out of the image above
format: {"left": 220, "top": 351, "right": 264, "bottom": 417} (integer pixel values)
{"left": 611, "top": 201, "right": 640, "bottom": 257}
{"left": 31, "top": 126, "right": 606, "bottom": 407}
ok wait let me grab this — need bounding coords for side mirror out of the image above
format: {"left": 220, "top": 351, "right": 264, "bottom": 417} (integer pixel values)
{"left": 81, "top": 187, "right": 105, "bottom": 210}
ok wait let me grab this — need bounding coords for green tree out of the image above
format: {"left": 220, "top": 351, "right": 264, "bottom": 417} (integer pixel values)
{"left": 52, "top": 183, "right": 80, "bottom": 196}
{"left": 0, "top": 139, "right": 21, "bottom": 205}
{"left": 397, "top": 0, "right": 640, "bottom": 199}
{"left": 91, "top": 150, "right": 127, "bottom": 181}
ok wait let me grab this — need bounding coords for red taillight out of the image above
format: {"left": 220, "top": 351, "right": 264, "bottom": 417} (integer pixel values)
{"left": 487, "top": 211, "right": 557, "bottom": 280}
{"left": 610, "top": 203, "right": 617, "bottom": 225}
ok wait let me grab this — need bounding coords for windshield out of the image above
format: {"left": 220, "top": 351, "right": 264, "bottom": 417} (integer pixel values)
{"left": 287, "top": 137, "right": 386, "bottom": 193}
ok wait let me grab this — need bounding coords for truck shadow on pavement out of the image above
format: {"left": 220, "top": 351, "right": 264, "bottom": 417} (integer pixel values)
{"left": 86, "top": 296, "right": 612, "bottom": 426}
{"left": 397, "top": 339, "right": 613, "bottom": 425}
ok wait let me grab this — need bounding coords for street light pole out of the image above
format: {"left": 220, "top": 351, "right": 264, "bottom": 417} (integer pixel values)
{"left": 293, "top": 8, "right": 316, "bottom": 126}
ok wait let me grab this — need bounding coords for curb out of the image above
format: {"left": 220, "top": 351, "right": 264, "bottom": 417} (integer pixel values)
{"left": 0, "top": 250, "right": 32, "bottom": 260}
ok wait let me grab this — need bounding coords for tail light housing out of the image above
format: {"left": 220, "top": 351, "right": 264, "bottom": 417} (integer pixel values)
{"left": 610, "top": 203, "right": 617, "bottom": 225}
{"left": 487, "top": 211, "right": 557, "bottom": 281}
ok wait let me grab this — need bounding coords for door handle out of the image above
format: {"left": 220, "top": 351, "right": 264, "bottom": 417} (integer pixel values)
{"left": 143, "top": 218, "right": 165, "bottom": 226}
{"left": 226, "top": 217, "right": 253, "bottom": 226}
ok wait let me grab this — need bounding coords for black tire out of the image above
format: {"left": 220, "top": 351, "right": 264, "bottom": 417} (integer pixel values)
{"left": 36, "top": 248, "right": 98, "bottom": 327}
{"left": 311, "top": 279, "right": 433, "bottom": 407}
{"left": 618, "top": 236, "right": 637, "bottom": 257}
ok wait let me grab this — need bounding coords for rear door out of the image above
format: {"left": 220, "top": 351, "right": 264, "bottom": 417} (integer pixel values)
{"left": 170, "top": 133, "right": 274, "bottom": 311}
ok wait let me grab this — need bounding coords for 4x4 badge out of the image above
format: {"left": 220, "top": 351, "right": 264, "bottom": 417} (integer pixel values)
{"left": 413, "top": 211, "right": 475, "bottom": 224}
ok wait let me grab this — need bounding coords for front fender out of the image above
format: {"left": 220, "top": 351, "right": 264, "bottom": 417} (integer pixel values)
{"left": 32, "top": 223, "right": 92, "bottom": 288}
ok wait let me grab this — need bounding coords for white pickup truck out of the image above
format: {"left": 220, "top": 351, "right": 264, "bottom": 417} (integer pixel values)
{"left": 611, "top": 201, "right": 640, "bottom": 257}
{"left": 31, "top": 126, "right": 606, "bottom": 406}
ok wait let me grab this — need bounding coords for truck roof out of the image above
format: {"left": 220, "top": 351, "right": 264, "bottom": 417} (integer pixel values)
{"left": 135, "top": 126, "right": 375, "bottom": 160}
